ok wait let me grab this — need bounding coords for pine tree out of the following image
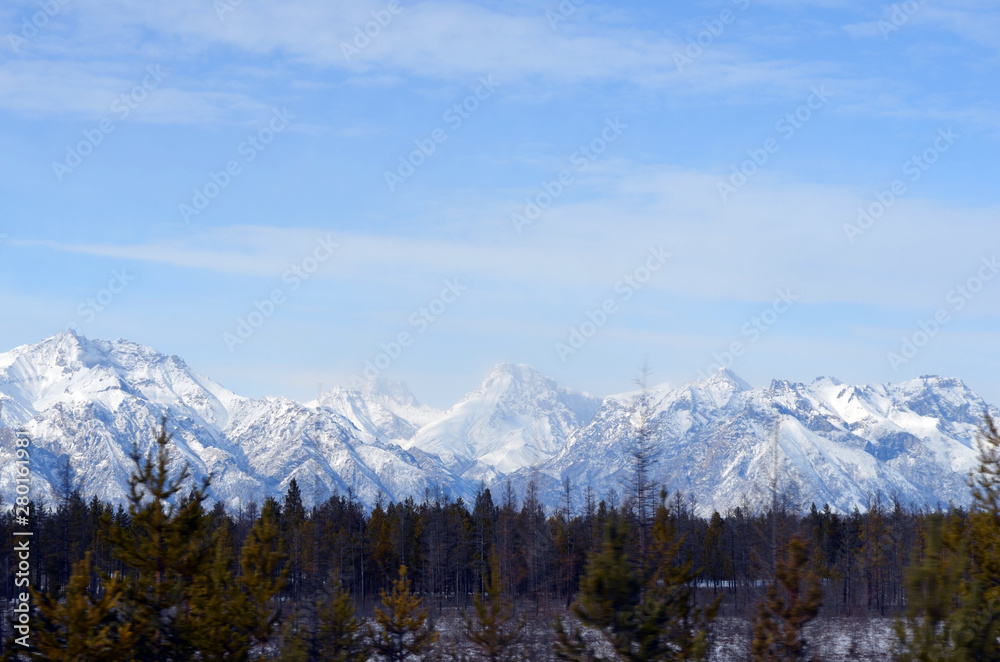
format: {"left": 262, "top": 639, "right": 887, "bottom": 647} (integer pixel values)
{"left": 312, "top": 578, "right": 368, "bottom": 662}
{"left": 100, "top": 418, "right": 213, "bottom": 662}
{"left": 239, "top": 498, "right": 288, "bottom": 649}
{"left": 564, "top": 515, "right": 638, "bottom": 660}
{"left": 369, "top": 565, "right": 439, "bottom": 662}
{"left": 281, "top": 479, "right": 308, "bottom": 599}
{"left": 648, "top": 497, "right": 719, "bottom": 661}
{"left": 893, "top": 513, "right": 968, "bottom": 662}
{"left": 557, "top": 505, "right": 715, "bottom": 662}
{"left": 184, "top": 530, "right": 252, "bottom": 662}
{"left": 276, "top": 617, "right": 310, "bottom": 662}
{"left": 962, "top": 414, "right": 1000, "bottom": 657}
{"left": 472, "top": 486, "right": 498, "bottom": 594}
{"left": 703, "top": 511, "right": 729, "bottom": 592}
{"left": 750, "top": 534, "right": 823, "bottom": 662}
{"left": 28, "top": 552, "right": 137, "bottom": 661}
{"left": 895, "top": 414, "right": 1000, "bottom": 661}
{"left": 461, "top": 554, "right": 525, "bottom": 662}
{"left": 553, "top": 615, "right": 603, "bottom": 662}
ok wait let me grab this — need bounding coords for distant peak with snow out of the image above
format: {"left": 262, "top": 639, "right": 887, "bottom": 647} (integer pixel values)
{"left": 1, "top": 332, "right": 997, "bottom": 516}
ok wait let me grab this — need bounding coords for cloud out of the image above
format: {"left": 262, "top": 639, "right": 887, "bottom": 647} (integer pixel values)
{"left": 0, "top": 60, "right": 266, "bottom": 122}
{"left": 1, "top": 0, "right": 852, "bottom": 115}
{"left": 13, "top": 164, "right": 1000, "bottom": 311}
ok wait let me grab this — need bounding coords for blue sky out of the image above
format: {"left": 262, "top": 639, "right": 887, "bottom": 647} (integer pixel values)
{"left": 1, "top": 0, "right": 999, "bottom": 408}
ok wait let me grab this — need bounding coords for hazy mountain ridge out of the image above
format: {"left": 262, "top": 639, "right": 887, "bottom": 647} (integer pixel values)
{"left": 0, "top": 332, "right": 995, "bottom": 515}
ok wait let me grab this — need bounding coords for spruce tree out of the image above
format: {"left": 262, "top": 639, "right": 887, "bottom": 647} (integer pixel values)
{"left": 962, "top": 414, "right": 1000, "bottom": 657}
{"left": 100, "top": 418, "right": 213, "bottom": 662}
{"left": 461, "top": 554, "right": 525, "bottom": 662}
{"left": 239, "top": 499, "right": 288, "bottom": 649}
{"left": 896, "top": 414, "right": 1000, "bottom": 661}
{"left": 312, "top": 578, "right": 368, "bottom": 662}
{"left": 369, "top": 565, "right": 438, "bottom": 662}
{"left": 28, "top": 552, "right": 137, "bottom": 662}
{"left": 565, "top": 515, "right": 638, "bottom": 660}
{"left": 184, "top": 536, "right": 249, "bottom": 662}
{"left": 648, "top": 498, "right": 719, "bottom": 661}
{"left": 893, "top": 513, "right": 968, "bottom": 662}
{"left": 750, "top": 534, "right": 823, "bottom": 662}
{"left": 556, "top": 504, "right": 715, "bottom": 662}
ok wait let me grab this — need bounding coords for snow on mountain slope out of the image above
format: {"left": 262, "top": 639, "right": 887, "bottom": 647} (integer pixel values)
{"left": 512, "top": 370, "right": 996, "bottom": 516}
{"left": 0, "top": 332, "right": 996, "bottom": 516}
{"left": 0, "top": 332, "right": 464, "bottom": 510}
{"left": 313, "top": 378, "right": 442, "bottom": 445}
{"left": 401, "top": 363, "right": 601, "bottom": 482}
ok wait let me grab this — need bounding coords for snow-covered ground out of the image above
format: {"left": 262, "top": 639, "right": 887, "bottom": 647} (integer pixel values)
{"left": 429, "top": 613, "right": 896, "bottom": 661}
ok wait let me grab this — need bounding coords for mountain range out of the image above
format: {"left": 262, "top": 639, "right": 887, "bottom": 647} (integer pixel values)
{"left": 0, "top": 331, "right": 995, "bottom": 516}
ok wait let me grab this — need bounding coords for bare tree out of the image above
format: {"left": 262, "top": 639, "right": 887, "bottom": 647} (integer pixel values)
{"left": 629, "top": 360, "right": 660, "bottom": 571}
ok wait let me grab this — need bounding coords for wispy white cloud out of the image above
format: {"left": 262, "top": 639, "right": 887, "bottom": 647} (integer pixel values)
{"left": 14, "top": 164, "right": 1000, "bottom": 311}
{"left": 0, "top": 0, "right": 853, "bottom": 119}
{"left": 0, "top": 60, "right": 266, "bottom": 122}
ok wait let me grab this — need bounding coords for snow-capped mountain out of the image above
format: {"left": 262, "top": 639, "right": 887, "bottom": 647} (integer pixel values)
{"left": 0, "top": 331, "right": 467, "bottom": 510}
{"left": 400, "top": 363, "right": 601, "bottom": 483}
{"left": 312, "top": 378, "right": 441, "bottom": 445}
{"left": 0, "top": 332, "right": 996, "bottom": 516}
{"left": 513, "top": 369, "right": 997, "bottom": 515}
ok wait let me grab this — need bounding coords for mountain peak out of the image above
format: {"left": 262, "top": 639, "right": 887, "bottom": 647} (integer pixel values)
{"left": 476, "top": 363, "right": 552, "bottom": 395}
{"left": 703, "top": 368, "right": 751, "bottom": 391}
{"left": 362, "top": 375, "right": 421, "bottom": 407}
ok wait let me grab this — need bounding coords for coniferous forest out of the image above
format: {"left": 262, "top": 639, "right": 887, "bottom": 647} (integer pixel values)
{"left": 4, "top": 416, "right": 1000, "bottom": 661}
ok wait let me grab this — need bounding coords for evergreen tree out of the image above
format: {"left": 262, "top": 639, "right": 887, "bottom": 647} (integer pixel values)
{"left": 893, "top": 513, "right": 968, "bottom": 662}
{"left": 472, "top": 486, "right": 498, "bottom": 593}
{"left": 369, "top": 565, "right": 439, "bottom": 662}
{"left": 312, "top": 579, "right": 368, "bottom": 662}
{"left": 897, "top": 414, "right": 1000, "bottom": 661}
{"left": 750, "top": 534, "right": 823, "bottom": 662}
{"left": 28, "top": 552, "right": 137, "bottom": 662}
{"left": 962, "top": 414, "right": 1000, "bottom": 657}
{"left": 239, "top": 498, "right": 288, "bottom": 649}
{"left": 276, "top": 617, "right": 310, "bottom": 662}
{"left": 461, "top": 554, "right": 525, "bottom": 662}
{"left": 553, "top": 615, "right": 603, "bottom": 662}
{"left": 185, "top": 536, "right": 249, "bottom": 662}
{"left": 648, "top": 497, "right": 719, "bottom": 661}
{"left": 557, "top": 506, "right": 715, "bottom": 662}
{"left": 281, "top": 479, "right": 308, "bottom": 599}
{"left": 100, "top": 418, "right": 213, "bottom": 661}
{"left": 561, "top": 515, "right": 637, "bottom": 660}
